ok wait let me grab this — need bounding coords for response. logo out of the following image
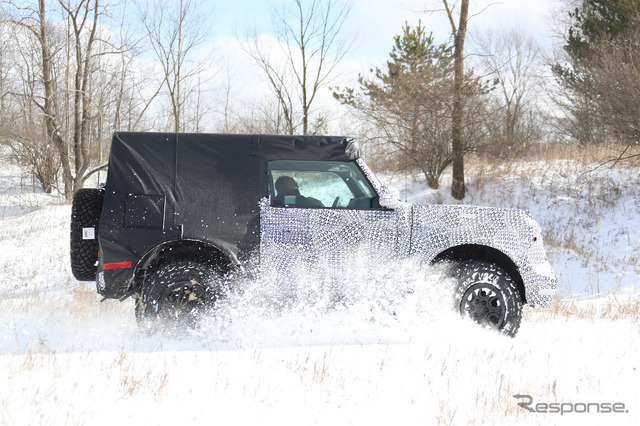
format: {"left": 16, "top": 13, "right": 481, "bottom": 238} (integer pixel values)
{"left": 513, "top": 394, "right": 629, "bottom": 415}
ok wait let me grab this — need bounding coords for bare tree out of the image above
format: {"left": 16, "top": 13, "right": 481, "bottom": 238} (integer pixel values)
{"left": 244, "top": 33, "right": 298, "bottom": 134}
{"left": 244, "top": 0, "right": 351, "bottom": 135}
{"left": 0, "top": 21, "right": 12, "bottom": 137}
{"left": 0, "top": 22, "right": 9, "bottom": 122}
{"left": 232, "top": 97, "right": 299, "bottom": 135}
{"left": 477, "top": 29, "right": 543, "bottom": 157}
{"left": 217, "top": 58, "right": 235, "bottom": 133}
{"left": 1, "top": 0, "right": 76, "bottom": 197}
{"left": 138, "top": 0, "right": 213, "bottom": 132}
{"left": 1, "top": 0, "right": 152, "bottom": 196}
{"left": 588, "top": 32, "right": 640, "bottom": 164}
{"left": 0, "top": 18, "right": 60, "bottom": 193}
{"left": 111, "top": 1, "right": 151, "bottom": 133}
{"left": 63, "top": 0, "right": 101, "bottom": 193}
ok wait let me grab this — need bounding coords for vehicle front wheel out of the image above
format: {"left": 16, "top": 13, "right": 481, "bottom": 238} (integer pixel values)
{"left": 135, "top": 261, "right": 225, "bottom": 333}
{"left": 454, "top": 261, "right": 523, "bottom": 337}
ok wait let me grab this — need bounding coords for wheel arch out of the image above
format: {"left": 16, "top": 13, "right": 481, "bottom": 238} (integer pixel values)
{"left": 430, "top": 244, "right": 527, "bottom": 304}
{"left": 131, "top": 239, "right": 235, "bottom": 293}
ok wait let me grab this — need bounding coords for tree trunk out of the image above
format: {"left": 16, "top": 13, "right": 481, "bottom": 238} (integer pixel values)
{"left": 426, "top": 174, "right": 440, "bottom": 190}
{"left": 450, "top": 0, "right": 469, "bottom": 200}
{"left": 39, "top": 0, "right": 73, "bottom": 200}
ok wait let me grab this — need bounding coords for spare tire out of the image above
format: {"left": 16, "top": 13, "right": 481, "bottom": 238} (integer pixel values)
{"left": 70, "top": 188, "right": 104, "bottom": 281}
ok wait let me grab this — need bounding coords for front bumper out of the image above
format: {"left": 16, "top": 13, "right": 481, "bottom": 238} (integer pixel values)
{"left": 521, "top": 262, "right": 557, "bottom": 308}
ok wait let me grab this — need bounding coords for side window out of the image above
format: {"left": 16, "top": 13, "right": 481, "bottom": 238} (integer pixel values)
{"left": 268, "top": 160, "right": 380, "bottom": 209}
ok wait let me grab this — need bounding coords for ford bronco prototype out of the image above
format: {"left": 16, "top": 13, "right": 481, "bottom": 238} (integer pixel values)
{"left": 70, "top": 132, "right": 557, "bottom": 336}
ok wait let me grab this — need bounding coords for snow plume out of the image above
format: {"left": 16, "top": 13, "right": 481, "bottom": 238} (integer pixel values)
{"left": 188, "top": 254, "right": 460, "bottom": 349}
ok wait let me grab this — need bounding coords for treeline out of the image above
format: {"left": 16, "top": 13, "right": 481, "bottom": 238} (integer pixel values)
{"left": 552, "top": 0, "right": 640, "bottom": 156}
{"left": 0, "top": 0, "right": 217, "bottom": 198}
{"left": 0, "top": 0, "right": 638, "bottom": 200}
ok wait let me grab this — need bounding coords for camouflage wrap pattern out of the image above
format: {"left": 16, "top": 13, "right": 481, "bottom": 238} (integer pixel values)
{"left": 260, "top": 158, "right": 556, "bottom": 308}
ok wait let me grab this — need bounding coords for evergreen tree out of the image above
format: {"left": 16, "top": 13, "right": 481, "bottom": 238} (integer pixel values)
{"left": 336, "top": 22, "right": 456, "bottom": 189}
{"left": 554, "top": 0, "right": 640, "bottom": 150}
{"left": 566, "top": 0, "right": 640, "bottom": 60}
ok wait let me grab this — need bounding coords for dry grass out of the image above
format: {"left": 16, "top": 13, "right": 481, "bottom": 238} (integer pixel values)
{"left": 0, "top": 282, "right": 132, "bottom": 322}
{"left": 525, "top": 295, "right": 640, "bottom": 321}
{"left": 470, "top": 141, "right": 639, "bottom": 167}
{"left": 464, "top": 142, "right": 639, "bottom": 193}
{"left": 369, "top": 140, "right": 639, "bottom": 179}
{"left": 116, "top": 349, "right": 169, "bottom": 399}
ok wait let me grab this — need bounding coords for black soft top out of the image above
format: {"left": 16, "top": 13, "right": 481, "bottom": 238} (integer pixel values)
{"left": 98, "top": 132, "right": 359, "bottom": 296}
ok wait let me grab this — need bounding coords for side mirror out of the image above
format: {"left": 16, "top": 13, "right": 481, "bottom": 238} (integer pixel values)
{"left": 378, "top": 185, "right": 401, "bottom": 208}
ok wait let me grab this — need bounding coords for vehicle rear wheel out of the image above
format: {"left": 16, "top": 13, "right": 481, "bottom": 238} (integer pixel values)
{"left": 135, "top": 261, "right": 225, "bottom": 334}
{"left": 454, "top": 261, "right": 523, "bottom": 337}
{"left": 70, "top": 188, "right": 104, "bottom": 281}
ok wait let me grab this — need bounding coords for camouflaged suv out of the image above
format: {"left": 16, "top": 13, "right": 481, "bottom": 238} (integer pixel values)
{"left": 70, "top": 132, "right": 557, "bottom": 336}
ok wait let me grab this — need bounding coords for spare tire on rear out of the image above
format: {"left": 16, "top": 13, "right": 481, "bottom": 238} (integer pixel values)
{"left": 70, "top": 188, "right": 105, "bottom": 281}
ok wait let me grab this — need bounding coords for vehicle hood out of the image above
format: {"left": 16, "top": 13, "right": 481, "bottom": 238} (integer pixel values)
{"left": 407, "top": 203, "right": 542, "bottom": 265}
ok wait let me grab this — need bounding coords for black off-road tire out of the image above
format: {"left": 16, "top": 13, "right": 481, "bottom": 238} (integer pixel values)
{"left": 135, "top": 261, "right": 225, "bottom": 334}
{"left": 455, "top": 261, "right": 523, "bottom": 337}
{"left": 70, "top": 188, "right": 104, "bottom": 281}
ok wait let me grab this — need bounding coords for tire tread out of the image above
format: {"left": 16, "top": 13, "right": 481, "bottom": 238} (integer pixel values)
{"left": 70, "top": 188, "right": 104, "bottom": 281}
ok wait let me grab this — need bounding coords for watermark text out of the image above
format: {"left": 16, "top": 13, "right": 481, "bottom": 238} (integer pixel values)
{"left": 513, "top": 394, "right": 629, "bottom": 415}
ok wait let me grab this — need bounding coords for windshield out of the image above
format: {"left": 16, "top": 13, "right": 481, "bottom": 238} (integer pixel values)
{"left": 268, "top": 160, "right": 379, "bottom": 209}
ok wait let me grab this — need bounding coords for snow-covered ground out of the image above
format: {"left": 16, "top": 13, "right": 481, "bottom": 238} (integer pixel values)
{"left": 388, "top": 159, "right": 640, "bottom": 298}
{"left": 0, "top": 151, "right": 638, "bottom": 425}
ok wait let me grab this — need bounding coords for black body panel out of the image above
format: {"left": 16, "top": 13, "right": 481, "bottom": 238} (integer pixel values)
{"left": 97, "top": 132, "right": 356, "bottom": 298}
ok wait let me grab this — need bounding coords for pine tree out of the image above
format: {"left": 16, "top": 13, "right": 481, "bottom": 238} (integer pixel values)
{"left": 554, "top": 0, "right": 640, "bottom": 150}
{"left": 566, "top": 0, "right": 640, "bottom": 60}
{"left": 336, "top": 22, "right": 456, "bottom": 189}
